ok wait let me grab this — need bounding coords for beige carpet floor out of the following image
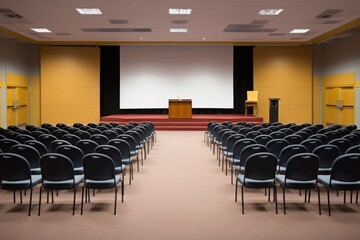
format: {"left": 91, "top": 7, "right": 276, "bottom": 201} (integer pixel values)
{"left": 0, "top": 131, "right": 359, "bottom": 240}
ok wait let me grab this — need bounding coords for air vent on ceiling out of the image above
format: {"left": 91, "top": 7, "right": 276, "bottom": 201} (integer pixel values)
{"left": 0, "top": 8, "right": 14, "bottom": 14}
{"left": 316, "top": 9, "right": 343, "bottom": 19}
{"left": 268, "top": 33, "right": 285, "bottom": 36}
{"left": 224, "top": 24, "right": 276, "bottom": 32}
{"left": 109, "top": 19, "right": 129, "bottom": 24}
{"left": 171, "top": 20, "right": 188, "bottom": 24}
{"left": 81, "top": 28, "right": 152, "bottom": 32}
{"left": 323, "top": 20, "right": 342, "bottom": 24}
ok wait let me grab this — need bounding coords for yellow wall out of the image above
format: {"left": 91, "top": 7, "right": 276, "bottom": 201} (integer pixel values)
{"left": 313, "top": 76, "right": 321, "bottom": 124}
{"left": 254, "top": 47, "right": 312, "bottom": 124}
{"left": 32, "top": 75, "right": 40, "bottom": 126}
{"left": 41, "top": 46, "right": 100, "bottom": 125}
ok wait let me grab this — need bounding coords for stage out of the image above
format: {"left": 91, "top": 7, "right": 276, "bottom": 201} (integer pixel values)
{"left": 101, "top": 114, "right": 263, "bottom": 131}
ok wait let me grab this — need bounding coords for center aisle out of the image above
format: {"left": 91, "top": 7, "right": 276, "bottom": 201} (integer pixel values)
{"left": 120, "top": 131, "right": 238, "bottom": 240}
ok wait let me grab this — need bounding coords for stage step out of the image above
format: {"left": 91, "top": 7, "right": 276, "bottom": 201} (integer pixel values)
{"left": 101, "top": 114, "right": 263, "bottom": 131}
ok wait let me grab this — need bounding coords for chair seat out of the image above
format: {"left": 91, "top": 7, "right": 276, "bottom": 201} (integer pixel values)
{"left": 115, "top": 165, "right": 126, "bottom": 174}
{"left": 43, "top": 175, "right": 84, "bottom": 190}
{"left": 31, "top": 168, "right": 42, "bottom": 175}
{"left": 122, "top": 158, "right": 132, "bottom": 165}
{"left": 277, "top": 166, "right": 286, "bottom": 175}
{"left": 236, "top": 166, "right": 245, "bottom": 174}
{"left": 318, "top": 175, "right": 360, "bottom": 190}
{"left": 224, "top": 151, "right": 233, "bottom": 157}
{"left": 85, "top": 175, "right": 121, "bottom": 189}
{"left": 237, "top": 175, "right": 275, "bottom": 188}
{"left": 276, "top": 175, "right": 316, "bottom": 189}
{"left": 74, "top": 167, "right": 84, "bottom": 175}
{"left": 318, "top": 167, "right": 331, "bottom": 175}
{"left": 1, "top": 175, "right": 42, "bottom": 190}
{"left": 229, "top": 158, "right": 240, "bottom": 165}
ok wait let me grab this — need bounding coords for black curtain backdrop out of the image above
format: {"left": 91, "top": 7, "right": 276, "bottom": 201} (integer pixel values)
{"left": 100, "top": 46, "right": 253, "bottom": 116}
{"left": 100, "top": 46, "right": 120, "bottom": 116}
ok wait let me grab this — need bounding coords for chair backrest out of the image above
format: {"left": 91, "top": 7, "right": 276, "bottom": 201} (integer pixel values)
{"left": 52, "top": 129, "right": 69, "bottom": 139}
{"left": 284, "top": 134, "right": 303, "bottom": 145}
{"left": 74, "top": 130, "right": 91, "bottom": 140}
{"left": 24, "top": 140, "right": 48, "bottom": 156}
{"left": 90, "top": 134, "right": 109, "bottom": 145}
{"left": 266, "top": 139, "right": 289, "bottom": 158}
{"left": 50, "top": 139, "right": 71, "bottom": 153}
{"left": 76, "top": 139, "right": 98, "bottom": 155}
{"left": 233, "top": 138, "right": 257, "bottom": 159}
{"left": 11, "top": 144, "right": 41, "bottom": 170}
{"left": 342, "top": 134, "right": 360, "bottom": 146}
{"left": 112, "top": 128, "right": 125, "bottom": 136}
{"left": 126, "top": 131, "right": 141, "bottom": 146}
{"left": 102, "top": 130, "right": 119, "bottom": 141}
{"left": 40, "top": 153, "right": 74, "bottom": 181}
{"left": 244, "top": 153, "right": 277, "bottom": 180}
{"left": 254, "top": 134, "right": 273, "bottom": 146}
{"left": 345, "top": 145, "right": 360, "bottom": 154}
{"left": 324, "top": 131, "right": 341, "bottom": 142}
{"left": 279, "top": 128, "right": 294, "bottom": 135}
{"left": 328, "top": 138, "right": 351, "bottom": 155}
{"left": 83, "top": 153, "right": 115, "bottom": 181}
{"left": 6, "top": 131, "right": 20, "bottom": 140}
{"left": 239, "top": 144, "right": 268, "bottom": 167}
{"left": 330, "top": 153, "right": 360, "bottom": 182}
{"left": 62, "top": 134, "right": 81, "bottom": 145}
{"left": 285, "top": 153, "right": 320, "bottom": 181}
{"left": 312, "top": 144, "right": 340, "bottom": 169}
{"left": 117, "top": 134, "right": 136, "bottom": 152}
{"left": 56, "top": 145, "right": 84, "bottom": 169}
{"left": 0, "top": 153, "right": 31, "bottom": 183}
{"left": 108, "top": 139, "right": 131, "bottom": 159}
{"left": 37, "top": 134, "right": 58, "bottom": 152}
{"left": 300, "top": 138, "right": 322, "bottom": 152}
{"left": 257, "top": 128, "right": 272, "bottom": 135}
{"left": 245, "top": 131, "right": 261, "bottom": 139}
{"left": 16, "top": 134, "right": 36, "bottom": 144}
{"left": 95, "top": 145, "right": 122, "bottom": 168}
{"left": 269, "top": 131, "right": 286, "bottom": 139}
{"left": 278, "top": 144, "right": 308, "bottom": 168}
{"left": 246, "top": 90, "right": 258, "bottom": 102}
{"left": 309, "top": 133, "right": 329, "bottom": 144}
{"left": 31, "top": 130, "right": 45, "bottom": 139}
{"left": 0, "top": 139, "right": 20, "bottom": 152}
{"left": 87, "top": 128, "right": 102, "bottom": 136}
{"left": 225, "top": 134, "right": 245, "bottom": 152}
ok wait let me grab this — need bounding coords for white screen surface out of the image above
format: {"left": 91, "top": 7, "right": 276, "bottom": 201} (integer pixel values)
{"left": 120, "top": 46, "right": 233, "bottom": 109}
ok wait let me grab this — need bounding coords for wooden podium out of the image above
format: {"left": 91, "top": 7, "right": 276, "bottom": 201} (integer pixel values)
{"left": 168, "top": 99, "right": 192, "bottom": 119}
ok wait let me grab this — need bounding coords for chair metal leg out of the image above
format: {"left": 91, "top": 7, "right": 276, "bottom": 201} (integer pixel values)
{"left": 28, "top": 188, "right": 33, "bottom": 216}
{"left": 13, "top": 190, "right": 16, "bottom": 203}
{"left": 356, "top": 190, "right": 358, "bottom": 204}
{"left": 235, "top": 179, "right": 238, "bottom": 202}
{"left": 225, "top": 157, "right": 228, "bottom": 176}
{"left": 283, "top": 187, "right": 286, "bottom": 214}
{"left": 121, "top": 180, "right": 124, "bottom": 202}
{"left": 81, "top": 186, "right": 85, "bottom": 215}
{"left": 137, "top": 154, "right": 140, "bottom": 172}
{"left": 317, "top": 186, "right": 321, "bottom": 215}
{"left": 268, "top": 188, "right": 271, "bottom": 202}
{"left": 231, "top": 165, "right": 233, "bottom": 185}
{"left": 274, "top": 185, "right": 278, "bottom": 214}
{"left": 114, "top": 186, "right": 118, "bottom": 215}
{"left": 20, "top": 190, "right": 23, "bottom": 203}
{"left": 38, "top": 186, "right": 43, "bottom": 216}
{"left": 72, "top": 188, "right": 76, "bottom": 215}
{"left": 241, "top": 185, "right": 245, "bottom": 214}
{"left": 344, "top": 190, "right": 347, "bottom": 203}
{"left": 350, "top": 190, "right": 353, "bottom": 203}
{"left": 327, "top": 188, "right": 331, "bottom": 216}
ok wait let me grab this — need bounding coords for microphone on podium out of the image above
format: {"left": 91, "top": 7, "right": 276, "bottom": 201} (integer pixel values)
{"left": 177, "top": 96, "right": 182, "bottom": 101}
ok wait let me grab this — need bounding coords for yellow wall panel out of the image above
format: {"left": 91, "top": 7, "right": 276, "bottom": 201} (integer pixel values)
{"left": 323, "top": 72, "right": 355, "bottom": 87}
{"left": 32, "top": 76, "right": 41, "bottom": 126}
{"left": 41, "top": 46, "right": 100, "bottom": 125}
{"left": 313, "top": 76, "right": 321, "bottom": 124}
{"left": 6, "top": 73, "right": 30, "bottom": 87}
{"left": 254, "top": 47, "right": 312, "bottom": 124}
{"left": 6, "top": 87, "right": 15, "bottom": 107}
{"left": 341, "top": 87, "right": 354, "bottom": 106}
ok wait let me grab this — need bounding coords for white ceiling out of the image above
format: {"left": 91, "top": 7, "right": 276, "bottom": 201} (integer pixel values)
{"left": 0, "top": 0, "right": 359, "bottom": 45}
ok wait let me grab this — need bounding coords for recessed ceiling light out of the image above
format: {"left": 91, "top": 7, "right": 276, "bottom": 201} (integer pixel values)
{"left": 202, "top": 37, "right": 206, "bottom": 40}
{"left": 290, "top": 29, "right": 310, "bottom": 33}
{"left": 30, "top": 28, "right": 52, "bottom": 33}
{"left": 169, "top": 8, "right": 192, "bottom": 15}
{"left": 258, "top": 9, "right": 284, "bottom": 15}
{"left": 139, "top": 38, "right": 143, "bottom": 40}
{"left": 170, "top": 28, "right": 188, "bottom": 33}
{"left": 76, "top": 8, "right": 102, "bottom": 15}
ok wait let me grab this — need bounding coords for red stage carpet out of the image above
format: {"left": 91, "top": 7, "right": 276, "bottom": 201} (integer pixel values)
{"left": 101, "top": 114, "right": 263, "bottom": 131}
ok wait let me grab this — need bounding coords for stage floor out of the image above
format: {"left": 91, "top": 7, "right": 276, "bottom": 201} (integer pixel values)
{"left": 101, "top": 114, "right": 263, "bottom": 131}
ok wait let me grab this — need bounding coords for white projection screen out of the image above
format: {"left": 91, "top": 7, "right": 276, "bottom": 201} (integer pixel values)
{"left": 120, "top": 46, "right": 233, "bottom": 109}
